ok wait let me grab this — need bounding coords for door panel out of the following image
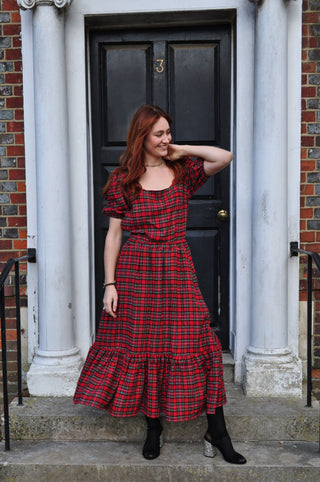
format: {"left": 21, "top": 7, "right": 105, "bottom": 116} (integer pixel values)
{"left": 168, "top": 43, "right": 217, "bottom": 143}
{"left": 102, "top": 44, "right": 152, "bottom": 144}
{"left": 90, "top": 25, "right": 231, "bottom": 348}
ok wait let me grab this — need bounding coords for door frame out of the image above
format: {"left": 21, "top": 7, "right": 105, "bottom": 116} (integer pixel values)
{"left": 82, "top": 8, "right": 241, "bottom": 362}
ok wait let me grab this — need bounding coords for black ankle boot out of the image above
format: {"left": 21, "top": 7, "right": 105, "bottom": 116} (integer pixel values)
{"left": 143, "top": 416, "right": 163, "bottom": 460}
{"left": 205, "top": 408, "right": 246, "bottom": 465}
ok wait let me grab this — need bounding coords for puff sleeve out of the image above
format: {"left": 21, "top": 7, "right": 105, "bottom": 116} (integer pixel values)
{"left": 183, "top": 157, "right": 210, "bottom": 199}
{"left": 102, "top": 174, "right": 128, "bottom": 219}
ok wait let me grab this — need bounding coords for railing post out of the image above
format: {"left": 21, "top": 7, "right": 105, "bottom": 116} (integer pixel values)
{"left": 0, "top": 287, "right": 10, "bottom": 451}
{"left": 15, "top": 261, "right": 23, "bottom": 406}
{"left": 307, "top": 255, "right": 312, "bottom": 407}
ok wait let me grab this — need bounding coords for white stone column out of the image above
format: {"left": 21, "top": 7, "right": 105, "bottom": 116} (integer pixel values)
{"left": 18, "top": 0, "right": 82, "bottom": 396}
{"left": 243, "top": 0, "right": 302, "bottom": 396}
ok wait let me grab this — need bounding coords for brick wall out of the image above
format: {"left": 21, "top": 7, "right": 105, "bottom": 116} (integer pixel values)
{"left": 301, "top": 0, "right": 320, "bottom": 369}
{"left": 0, "top": 0, "right": 27, "bottom": 405}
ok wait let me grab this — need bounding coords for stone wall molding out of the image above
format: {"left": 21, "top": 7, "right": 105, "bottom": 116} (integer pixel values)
{"left": 17, "top": 0, "right": 73, "bottom": 10}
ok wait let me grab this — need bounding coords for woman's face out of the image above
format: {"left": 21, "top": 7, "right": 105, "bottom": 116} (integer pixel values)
{"left": 143, "top": 117, "right": 172, "bottom": 161}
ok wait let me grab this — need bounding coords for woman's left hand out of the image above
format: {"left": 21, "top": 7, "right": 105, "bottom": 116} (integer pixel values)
{"left": 165, "top": 144, "right": 186, "bottom": 162}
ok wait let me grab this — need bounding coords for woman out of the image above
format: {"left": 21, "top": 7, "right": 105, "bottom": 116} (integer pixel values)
{"left": 73, "top": 105, "right": 246, "bottom": 464}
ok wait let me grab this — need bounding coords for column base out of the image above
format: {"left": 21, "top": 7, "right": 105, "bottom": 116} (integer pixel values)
{"left": 27, "top": 347, "right": 83, "bottom": 396}
{"left": 243, "top": 346, "right": 302, "bottom": 397}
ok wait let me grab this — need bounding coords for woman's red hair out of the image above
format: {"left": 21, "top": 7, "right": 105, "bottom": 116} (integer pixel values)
{"left": 103, "top": 105, "right": 186, "bottom": 207}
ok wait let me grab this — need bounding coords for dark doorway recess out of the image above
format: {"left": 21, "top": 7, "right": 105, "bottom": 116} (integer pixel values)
{"left": 89, "top": 19, "right": 231, "bottom": 349}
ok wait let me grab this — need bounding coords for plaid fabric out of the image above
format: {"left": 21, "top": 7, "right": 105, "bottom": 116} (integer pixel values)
{"left": 73, "top": 158, "right": 226, "bottom": 421}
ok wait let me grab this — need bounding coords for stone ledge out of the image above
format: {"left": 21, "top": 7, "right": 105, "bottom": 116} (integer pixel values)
{"left": 7, "top": 383, "right": 319, "bottom": 443}
{"left": 0, "top": 440, "right": 319, "bottom": 482}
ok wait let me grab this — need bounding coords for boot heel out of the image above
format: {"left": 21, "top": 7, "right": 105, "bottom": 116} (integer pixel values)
{"left": 203, "top": 438, "right": 217, "bottom": 458}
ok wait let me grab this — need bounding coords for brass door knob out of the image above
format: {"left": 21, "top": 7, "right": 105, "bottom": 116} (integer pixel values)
{"left": 217, "top": 209, "right": 229, "bottom": 222}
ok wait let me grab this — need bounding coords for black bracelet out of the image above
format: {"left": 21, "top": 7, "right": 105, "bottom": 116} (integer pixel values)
{"left": 103, "top": 281, "right": 116, "bottom": 288}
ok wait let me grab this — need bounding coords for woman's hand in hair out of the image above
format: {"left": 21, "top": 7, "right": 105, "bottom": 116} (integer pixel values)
{"left": 165, "top": 144, "right": 186, "bottom": 162}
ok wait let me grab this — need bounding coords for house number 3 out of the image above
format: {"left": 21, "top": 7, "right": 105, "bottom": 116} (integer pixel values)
{"left": 155, "top": 59, "right": 164, "bottom": 73}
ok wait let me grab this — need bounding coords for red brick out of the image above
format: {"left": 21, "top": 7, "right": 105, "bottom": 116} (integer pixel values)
{"left": 316, "top": 232, "right": 320, "bottom": 242}
{"left": 2, "top": 24, "right": 21, "bottom": 36}
{"left": 303, "top": 243, "right": 320, "bottom": 253}
{"left": 11, "top": 12, "right": 21, "bottom": 23}
{"left": 19, "top": 205, "right": 26, "bottom": 215}
{"left": 5, "top": 330, "right": 17, "bottom": 342}
{"left": 301, "top": 184, "right": 314, "bottom": 195}
{"left": 302, "top": 86, "right": 317, "bottom": 97}
{"left": 8, "top": 169, "right": 25, "bottom": 180}
{"left": 301, "top": 208, "right": 314, "bottom": 218}
{"left": 13, "top": 240, "right": 27, "bottom": 250}
{"left": 14, "top": 110, "right": 24, "bottom": 121}
{"left": 299, "top": 290, "right": 307, "bottom": 301}
{"left": 6, "top": 97, "right": 23, "bottom": 108}
{"left": 301, "top": 220, "right": 306, "bottom": 230}
{"left": 10, "top": 193, "right": 26, "bottom": 204}
{"left": 302, "top": 62, "right": 316, "bottom": 73}
{"left": 301, "top": 231, "right": 315, "bottom": 242}
{"left": 301, "top": 172, "right": 306, "bottom": 183}
{"left": 14, "top": 85, "right": 23, "bottom": 96}
{"left": 303, "top": 12, "right": 319, "bottom": 23}
{"left": 8, "top": 217, "right": 26, "bottom": 227}
{"left": 302, "top": 37, "right": 309, "bottom": 49}
{"left": 12, "top": 37, "right": 21, "bottom": 48}
{"left": 17, "top": 158, "right": 25, "bottom": 168}
{"left": 301, "top": 160, "right": 316, "bottom": 171}
{"left": 7, "top": 145, "right": 24, "bottom": 156}
{"left": 301, "top": 99, "right": 306, "bottom": 110}
{"left": 315, "top": 302, "right": 320, "bottom": 312}
{"left": 302, "top": 74, "right": 308, "bottom": 85}
{"left": 17, "top": 182, "right": 25, "bottom": 192}
{"left": 301, "top": 148, "right": 308, "bottom": 160}
{"left": 6, "top": 49, "right": 22, "bottom": 61}
{"left": 0, "top": 250, "right": 19, "bottom": 261}
{"left": 14, "top": 61, "right": 22, "bottom": 72}
{"left": 15, "top": 133, "right": 25, "bottom": 145}
{"left": 6, "top": 122, "right": 24, "bottom": 133}
{"left": 302, "top": 50, "right": 308, "bottom": 61}
{"left": 302, "top": 111, "right": 316, "bottom": 122}
{"left": 310, "top": 37, "right": 318, "bottom": 48}
{"left": 5, "top": 73, "right": 22, "bottom": 84}
{"left": 301, "top": 196, "right": 306, "bottom": 207}
{"left": 2, "top": 0, "right": 19, "bottom": 10}
{"left": 19, "top": 228, "right": 27, "bottom": 239}
{"left": 0, "top": 240, "right": 12, "bottom": 250}
{"left": 301, "top": 136, "right": 315, "bottom": 147}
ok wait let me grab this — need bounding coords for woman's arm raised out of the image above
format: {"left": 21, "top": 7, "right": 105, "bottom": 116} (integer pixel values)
{"left": 166, "top": 144, "right": 233, "bottom": 176}
{"left": 103, "top": 217, "right": 123, "bottom": 319}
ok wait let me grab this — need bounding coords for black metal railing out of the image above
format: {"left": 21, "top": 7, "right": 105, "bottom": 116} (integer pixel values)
{"left": 0, "top": 248, "right": 36, "bottom": 450}
{"left": 290, "top": 241, "right": 320, "bottom": 407}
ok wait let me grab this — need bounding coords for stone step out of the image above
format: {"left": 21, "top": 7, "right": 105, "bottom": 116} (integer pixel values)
{"left": 222, "top": 352, "right": 234, "bottom": 382}
{"left": 7, "top": 384, "right": 319, "bottom": 443}
{"left": 0, "top": 440, "right": 319, "bottom": 481}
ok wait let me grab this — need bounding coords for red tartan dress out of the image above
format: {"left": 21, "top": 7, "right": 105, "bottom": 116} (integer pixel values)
{"left": 73, "top": 158, "right": 226, "bottom": 421}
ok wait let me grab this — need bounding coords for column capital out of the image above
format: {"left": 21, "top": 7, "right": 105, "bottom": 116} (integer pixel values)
{"left": 17, "top": 0, "right": 72, "bottom": 10}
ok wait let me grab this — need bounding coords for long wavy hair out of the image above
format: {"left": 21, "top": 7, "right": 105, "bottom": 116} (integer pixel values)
{"left": 103, "top": 105, "right": 186, "bottom": 208}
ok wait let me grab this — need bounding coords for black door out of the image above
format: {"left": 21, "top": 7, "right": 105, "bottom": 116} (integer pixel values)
{"left": 90, "top": 25, "right": 231, "bottom": 348}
